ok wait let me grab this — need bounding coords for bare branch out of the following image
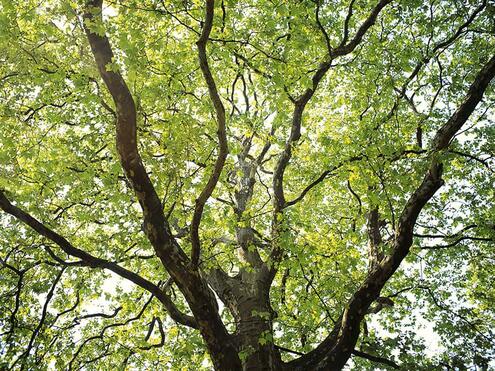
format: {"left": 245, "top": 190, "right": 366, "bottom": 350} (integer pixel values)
{"left": 285, "top": 156, "right": 363, "bottom": 207}
{"left": 352, "top": 349, "right": 399, "bottom": 369}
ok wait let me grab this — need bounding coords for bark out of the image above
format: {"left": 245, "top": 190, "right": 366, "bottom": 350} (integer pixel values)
{"left": 1, "top": 2, "right": 492, "bottom": 371}
{"left": 82, "top": 1, "right": 241, "bottom": 369}
{"left": 367, "top": 207, "right": 384, "bottom": 270}
{"left": 286, "top": 53, "right": 495, "bottom": 370}
{"left": 191, "top": 0, "right": 229, "bottom": 267}
{"left": 236, "top": 291, "right": 281, "bottom": 370}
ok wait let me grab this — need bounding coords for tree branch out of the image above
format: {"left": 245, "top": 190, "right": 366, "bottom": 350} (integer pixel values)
{"left": 0, "top": 191, "right": 198, "bottom": 329}
{"left": 285, "top": 156, "right": 363, "bottom": 207}
{"left": 447, "top": 149, "right": 494, "bottom": 172}
{"left": 83, "top": 3, "right": 241, "bottom": 368}
{"left": 269, "top": 0, "right": 393, "bottom": 284}
{"left": 273, "top": 0, "right": 393, "bottom": 207}
{"left": 352, "top": 349, "right": 400, "bottom": 369}
{"left": 338, "top": 0, "right": 357, "bottom": 49}
{"left": 191, "top": 0, "right": 229, "bottom": 267}
{"left": 431, "top": 55, "right": 495, "bottom": 150}
{"left": 421, "top": 236, "right": 493, "bottom": 250}
{"left": 367, "top": 207, "right": 384, "bottom": 270}
{"left": 18, "top": 268, "right": 65, "bottom": 368}
{"left": 287, "top": 52, "right": 495, "bottom": 370}
{"left": 333, "top": 0, "right": 393, "bottom": 57}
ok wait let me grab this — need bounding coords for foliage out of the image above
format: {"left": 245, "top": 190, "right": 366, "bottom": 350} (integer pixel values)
{"left": 0, "top": 0, "right": 494, "bottom": 369}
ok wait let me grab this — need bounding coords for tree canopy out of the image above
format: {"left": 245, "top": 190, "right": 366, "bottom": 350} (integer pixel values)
{"left": 0, "top": 0, "right": 494, "bottom": 369}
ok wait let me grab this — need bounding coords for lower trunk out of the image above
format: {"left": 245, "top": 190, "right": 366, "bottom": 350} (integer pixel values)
{"left": 237, "top": 296, "right": 281, "bottom": 370}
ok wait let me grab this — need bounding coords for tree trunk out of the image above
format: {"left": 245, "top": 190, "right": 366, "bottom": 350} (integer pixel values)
{"left": 237, "top": 296, "right": 280, "bottom": 370}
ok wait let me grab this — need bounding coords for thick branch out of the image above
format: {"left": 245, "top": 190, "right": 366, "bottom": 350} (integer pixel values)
{"left": 432, "top": 54, "right": 495, "bottom": 150}
{"left": 367, "top": 207, "right": 384, "bottom": 270}
{"left": 83, "top": 1, "right": 188, "bottom": 268}
{"left": 83, "top": 3, "right": 241, "bottom": 368}
{"left": 287, "top": 52, "right": 495, "bottom": 370}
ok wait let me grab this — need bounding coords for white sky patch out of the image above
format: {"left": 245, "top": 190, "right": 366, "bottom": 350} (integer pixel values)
{"left": 102, "top": 4, "right": 118, "bottom": 19}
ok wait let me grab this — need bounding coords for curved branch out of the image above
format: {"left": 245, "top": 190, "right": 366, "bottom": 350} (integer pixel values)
{"left": 271, "top": 0, "right": 392, "bottom": 236}
{"left": 352, "top": 349, "right": 399, "bottom": 369}
{"left": 333, "top": 0, "right": 393, "bottom": 57}
{"left": 272, "top": 0, "right": 393, "bottom": 211}
{"left": 414, "top": 223, "right": 478, "bottom": 238}
{"left": 338, "top": 0, "right": 357, "bottom": 49}
{"left": 315, "top": 1, "right": 333, "bottom": 55}
{"left": 82, "top": 0, "right": 186, "bottom": 267}
{"left": 18, "top": 268, "right": 65, "bottom": 368}
{"left": 285, "top": 156, "right": 363, "bottom": 207}
{"left": 0, "top": 191, "right": 198, "bottom": 329}
{"left": 83, "top": 3, "right": 241, "bottom": 368}
{"left": 191, "top": 0, "right": 228, "bottom": 267}
{"left": 414, "top": 223, "right": 494, "bottom": 250}
{"left": 421, "top": 236, "right": 493, "bottom": 250}
{"left": 447, "top": 149, "right": 494, "bottom": 172}
{"left": 387, "top": 2, "right": 486, "bottom": 125}
{"left": 68, "top": 294, "right": 154, "bottom": 369}
{"left": 287, "top": 52, "right": 495, "bottom": 371}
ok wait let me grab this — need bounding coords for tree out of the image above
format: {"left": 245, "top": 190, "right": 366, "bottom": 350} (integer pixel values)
{"left": 0, "top": 0, "right": 494, "bottom": 369}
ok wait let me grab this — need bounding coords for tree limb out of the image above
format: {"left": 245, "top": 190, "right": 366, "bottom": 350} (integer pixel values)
{"left": 191, "top": 0, "right": 229, "bottom": 267}
{"left": 83, "top": 5, "right": 242, "bottom": 369}
{"left": 82, "top": 0, "right": 192, "bottom": 273}
{"left": 421, "top": 236, "right": 493, "bottom": 250}
{"left": 273, "top": 0, "right": 393, "bottom": 209}
{"left": 352, "top": 349, "right": 399, "bottom": 369}
{"left": 285, "top": 156, "right": 363, "bottom": 207}
{"left": 0, "top": 191, "right": 198, "bottom": 329}
{"left": 269, "top": 0, "right": 393, "bottom": 285}
{"left": 287, "top": 52, "right": 495, "bottom": 370}
{"left": 333, "top": 0, "right": 393, "bottom": 57}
